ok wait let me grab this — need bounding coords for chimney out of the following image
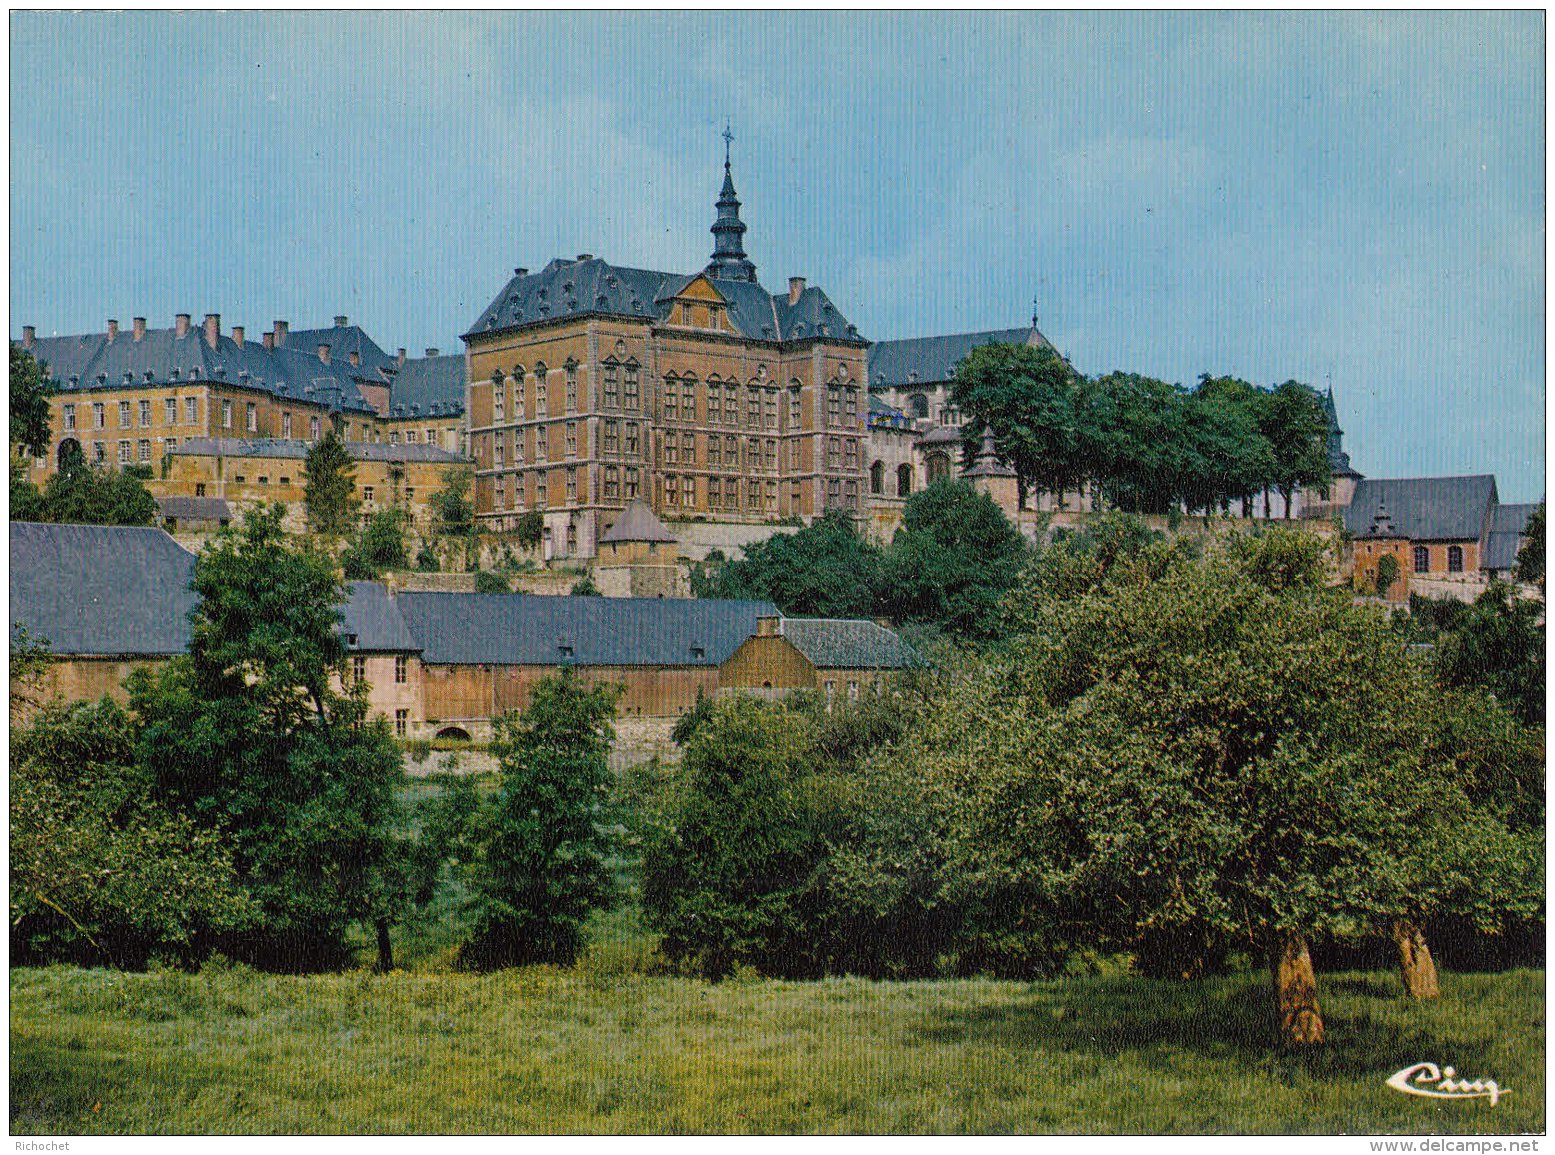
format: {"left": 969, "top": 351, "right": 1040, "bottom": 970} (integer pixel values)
{"left": 788, "top": 277, "right": 806, "bottom": 305}
{"left": 204, "top": 313, "right": 221, "bottom": 349}
{"left": 755, "top": 615, "right": 780, "bottom": 637}
{"left": 232, "top": 325, "right": 245, "bottom": 347}
{"left": 425, "top": 347, "right": 439, "bottom": 358}
{"left": 107, "top": 318, "right": 119, "bottom": 341}
{"left": 348, "top": 350, "right": 360, "bottom": 366}
{"left": 514, "top": 267, "right": 528, "bottom": 277}
{"left": 334, "top": 315, "right": 348, "bottom": 327}
{"left": 22, "top": 325, "right": 34, "bottom": 349}
{"left": 262, "top": 331, "right": 274, "bottom": 351}
{"left": 396, "top": 347, "right": 406, "bottom": 366}
{"left": 132, "top": 316, "right": 146, "bottom": 341}
{"left": 576, "top": 253, "right": 593, "bottom": 263}
{"left": 273, "top": 320, "right": 289, "bottom": 346}
{"left": 317, "top": 343, "right": 332, "bottom": 365}
{"left": 175, "top": 313, "right": 191, "bottom": 339}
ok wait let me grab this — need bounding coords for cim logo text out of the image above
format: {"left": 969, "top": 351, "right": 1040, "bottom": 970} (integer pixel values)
{"left": 1386, "top": 1062, "right": 1509, "bottom": 1106}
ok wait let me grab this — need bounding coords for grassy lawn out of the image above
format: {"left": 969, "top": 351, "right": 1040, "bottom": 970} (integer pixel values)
{"left": 10, "top": 958, "right": 1543, "bottom": 1135}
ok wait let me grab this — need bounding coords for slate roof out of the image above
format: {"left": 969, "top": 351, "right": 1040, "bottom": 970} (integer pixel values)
{"left": 281, "top": 319, "right": 399, "bottom": 380}
{"left": 385, "top": 353, "right": 466, "bottom": 420}
{"left": 777, "top": 618, "right": 918, "bottom": 669}
{"left": 170, "top": 437, "right": 468, "bottom": 464}
{"left": 1344, "top": 476, "right": 1499, "bottom": 543}
{"left": 600, "top": 499, "right": 677, "bottom": 544}
{"left": 15, "top": 322, "right": 382, "bottom": 416}
{"left": 463, "top": 256, "right": 865, "bottom": 346}
{"left": 154, "top": 496, "right": 232, "bottom": 521}
{"left": 341, "top": 582, "right": 419, "bottom": 652}
{"left": 394, "top": 593, "right": 777, "bottom": 667}
{"left": 867, "top": 325, "right": 1052, "bottom": 388}
{"left": 10, "top": 522, "right": 198, "bottom": 655}
{"left": 1482, "top": 502, "right": 1540, "bottom": 571}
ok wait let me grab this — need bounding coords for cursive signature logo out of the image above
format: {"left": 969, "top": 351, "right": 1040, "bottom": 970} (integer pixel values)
{"left": 1386, "top": 1062, "right": 1508, "bottom": 1106}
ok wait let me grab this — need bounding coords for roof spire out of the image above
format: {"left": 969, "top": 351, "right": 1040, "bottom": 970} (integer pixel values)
{"left": 706, "top": 126, "right": 758, "bottom": 283}
{"left": 1031, "top": 292, "right": 1040, "bottom": 328}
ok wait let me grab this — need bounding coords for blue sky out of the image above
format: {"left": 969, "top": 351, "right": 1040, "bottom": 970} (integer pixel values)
{"left": 10, "top": 11, "right": 1545, "bottom": 500}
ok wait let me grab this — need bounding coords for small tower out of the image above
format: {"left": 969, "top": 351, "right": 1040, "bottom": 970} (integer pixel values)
{"left": 704, "top": 126, "right": 758, "bottom": 284}
{"left": 961, "top": 425, "right": 1020, "bottom": 517}
{"left": 1357, "top": 498, "right": 1410, "bottom": 602}
{"left": 594, "top": 499, "right": 685, "bottom": 597}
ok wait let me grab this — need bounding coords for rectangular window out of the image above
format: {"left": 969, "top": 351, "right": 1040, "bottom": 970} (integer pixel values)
{"left": 845, "top": 387, "right": 859, "bottom": 422}
{"left": 684, "top": 432, "right": 697, "bottom": 465}
{"left": 604, "top": 466, "right": 620, "bottom": 499}
{"left": 725, "top": 385, "right": 739, "bottom": 425}
{"left": 390, "top": 431, "right": 400, "bottom": 445}
{"left": 604, "top": 363, "right": 619, "bottom": 409}
{"left": 725, "top": 434, "right": 738, "bottom": 466}
{"left": 827, "top": 478, "right": 842, "bottom": 507}
{"left": 138, "top": 439, "right": 151, "bottom": 462}
{"left": 765, "top": 389, "right": 777, "bottom": 429}
{"left": 566, "top": 367, "right": 578, "bottom": 412}
{"left": 164, "top": 398, "right": 177, "bottom": 426}
{"left": 847, "top": 681, "right": 860, "bottom": 704}
{"left": 746, "top": 479, "right": 759, "bottom": 510}
{"left": 844, "top": 440, "right": 859, "bottom": 470}
{"left": 709, "top": 437, "right": 721, "bottom": 466}
{"left": 624, "top": 364, "right": 640, "bottom": 410}
{"left": 603, "top": 419, "right": 619, "bottom": 456}
{"left": 725, "top": 478, "right": 738, "bottom": 509}
{"left": 765, "top": 439, "right": 777, "bottom": 469}
{"left": 246, "top": 403, "right": 257, "bottom": 433}
{"left": 765, "top": 480, "right": 777, "bottom": 509}
{"left": 625, "top": 421, "right": 640, "bottom": 455}
{"left": 221, "top": 400, "right": 232, "bottom": 428}
{"left": 748, "top": 437, "right": 760, "bottom": 471}
{"left": 406, "top": 430, "right": 418, "bottom": 443}
{"left": 536, "top": 474, "right": 548, "bottom": 506}
{"left": 494, "top": 433, "right": 505, "bottom": 467}
{"left": 664, "top": 378, "right": 678, "bottom": 421}
{"left": 827, "top": 386, "right": 841, "bottom": 426}
{"left": 139, "top": 400, "right": 152, "bottom": 427}
{"left": 708, "top": 477, "right": 721, "bottom": 507}
{"left": 493, "top": 379, "right": 505, "bottom": 420}
{"left": 566, "top": 423, "right": 578, "bottom": 458}
{"left": 845, "top": 480, "right": 859, "bottom": 509}
{"left": 427, "top": 428, "right": 437, "bottom": 446}
{"left": 790, "top": 440, "right": 801, "bottom": 469}
{"left": 93, "top": 402, "right": 105, "bottom": 429}
{"left": 515, "top": 474, "right": 526, "bottom": 508}
{"left": 625, "top": 467, "right": 640, "bottom": 499}
{"left": 789, "top": 389, "right": 802, "bottom": 427}
{"left": 353, "top": 655, "right": 366, "bottom": 684}
{"left": 364, "top": 486, "right": 374, "bottom": 504}
{"left": 282, "top": 412, "right": 293, "bottom": 438}
{"left": 119, "top": 401, "right": 132, "bottom": 428}
{"left": 185, "top": 397, "right": 197, "bottom": 425}
{"left": 395, "top": 709, "right": 408, "bottom": 738}
{"left": 665, "top": 431, "right": 678, "bottom": 464}
{"left": 566, "top": 467, "right": 578, "bottom": 501}
{"left": 537, "top": 425, "right": 548, "bottom": 459}
{"left": 309, "top": 416, "right": 320, "bottom": 440}
{"left": 828, "top": 437, "right": 841, "bottom": 469}
{"left": 62, "top": 403, "right": 76, "bottom": 431}
{"left": 258, "top": 475, "right": 269, "bottom": 486}
{"left": 536, "top": 374, "right": 548, "bottom": 417}
{"left": 748, "top": 389, "right": 761, "bottom": 425}
{"left": 395, "top": 655, "right": 408, "bottom": 684}
{"left": 665, "top": 474, "right": 678, "bottom": 507}
{"left": 118, "top": 440, "right": 131, "bottom": 463}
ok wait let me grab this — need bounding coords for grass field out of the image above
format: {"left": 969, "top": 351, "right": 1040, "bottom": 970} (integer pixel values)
{"left": 11, "top": 952, "right": 1543, "bottom": 1135}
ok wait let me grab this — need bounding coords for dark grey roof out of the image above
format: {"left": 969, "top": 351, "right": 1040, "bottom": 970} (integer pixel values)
{"left": 170, "top": 436, "right": 467, "bottom": 464}
{"left": 14, "top": 321, "right": 381, "bottom": 416}
{"left": 10, "top": 522, "right": 198, "bottom": 655}
{"left": 280, "top": 319, "right": 399, "bottom": 380}
{"left": 395, "top": 593, "right": 777, "bottom": 666}
{"left": 386, "top": 353, "right": 466, "bottom": 420}
{"left": 341, "top": 582, "right": 419, "bottom": 652}
{"left": 868, "top": 325, "right": 1051, "bottom": 388}
{"left": 1482, "top": 502, "right": 1540, "bottom": 571}
{"left": 600, "top": 499, "right": 676, "bottom": 544}
{"left": 154, "top": 495, "right": 231, "bottom": 521}
{"left": 1344, "top": 476, "right": 1499, "bottom": 542}
{"left": 463, "top": 256, "right": 865, "bottom": 345}
{"left": 777, "top": 618, "right": 917, "bottom": 669}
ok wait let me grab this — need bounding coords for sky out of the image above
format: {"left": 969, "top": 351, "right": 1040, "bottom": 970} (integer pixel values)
{"left": 9, "top": 10, "right": 1545, "bottom": 501}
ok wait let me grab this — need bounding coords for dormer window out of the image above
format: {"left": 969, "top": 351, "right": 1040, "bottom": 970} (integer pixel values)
{"left": 689, "top": 644, "right": 705, "bottom": 660}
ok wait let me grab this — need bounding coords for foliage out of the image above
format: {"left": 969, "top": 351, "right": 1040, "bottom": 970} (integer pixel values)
{"left": 10, "top": 625, "right": 53, "bottom": 720}
{"left": 1183, "top": 375, "right": 1275, "bottom": 516}
{"left": 428, "top": 470, "right": 475, "bottom": 539}
{"left": 513, "top": 510, "right": 544, "bottom": 550}
{"left": 950, "top": 343, "right": 1084, "bottom": 507}
{"left": 671, "top": 687, "right": 715, "bottom": 745}
{"left": 1430, "top": 581, "right": 1545, "bottom": 726}
{"left": 15, "top": 451, "right": 157, "bottom": 527}
{"left": 569, "top": 576, "right": 602, "bottom": 596}
{"left": 10, "top": 699, "right": 256, "bottom": 969}
{"left": 1514, "top": 501, "right": 1544, "bottom": 592}
{"left": 1084, "top": 372, "right": 1198, "bottom": 514}
{"left": 691, "top": 509, "right": 881, "bottom": 618}
{"left": 414, "top": 543, "right": 440, "bottom": 572}
{"left": 473, "top": 570, "right": 511, "bottom": 594}
{"left": 1261, "top": 380, "right": 1333, "bottom": 516}
{"left": 448, "top": 671, "right": 623, "bottom": 969}
{"left": 1374, "top": 553, "right": 1400, "bottom": 597}
{"left": 878, "top": 480, "right": 1030, "bottom": 638}
{"left": 301, "top": 431, "right": 360, "bottom": 538}
{"left": 342, "top": 507, "right": 410, "bottom": 580}
{"left": 11, "top": 346, "right": 54, "bottom": 458}
{"left": 127, "top": 506, "right": 404, "bottom": 970}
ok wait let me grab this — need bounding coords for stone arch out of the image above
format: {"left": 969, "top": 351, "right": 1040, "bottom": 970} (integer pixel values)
{"left": 926, "top": 452, "right": 951, "bottom": 484}
{"left": 435, "top": 725, "right": 472, "bottom": 742}
{"left": 870, "top": 460, "right": 885, "bottom": 495}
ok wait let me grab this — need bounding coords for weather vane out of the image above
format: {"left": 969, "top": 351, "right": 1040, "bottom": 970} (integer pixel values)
{"left": 723, "top": 122, "right": 733, "bottom": 167}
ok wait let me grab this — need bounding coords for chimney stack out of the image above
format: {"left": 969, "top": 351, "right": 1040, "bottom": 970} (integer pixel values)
{"left": 262, "top": 331, "right": 274, "bottom": 351}
{"left": 397, "top": 348, "right": 406, "bottom": 366}
{"left": 204, "top": 313, "right": 221, "bottom": 349}
{"left": 273, "top": 320, "right": 289, "bottom": 346}
{"left": 334, "top": 315, "right": 348, "bottom": 327}
{"left": 348, "top": 350, "right": 360, "bottom": 366}
{"left": 756, "top": 616, "right": 781, "bottom": 637}
{"left": 317, "top": 343, "right": 332, "bottom": 365}
{"left": 175, "top": 314, "right": 191, "bottom": 339}
{"left": 788, "top": 277, "right": 806, "bottom": 305}
{"left": 425, "top": 347, "right": 439, "bottom": 358}
{"left": 22, "top": 325, "right": 35, "bottom": 349}
{"left": 231, "top": 325, "right": 244, "bottom": 347}
{"left": 132, "top": 317, "right": 146, "bottom": 341}
{"left": 107, "top": 318, "right": 119, "bottom": 341}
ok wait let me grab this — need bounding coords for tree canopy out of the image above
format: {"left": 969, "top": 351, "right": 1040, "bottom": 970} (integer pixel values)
{"left": 12, "top": 450, "right": 157, "bottom": 527}
{"left": 950, "top": 343, "right": 1083, "bottom": 507}
{"left": 302, "top": 431, "right": 360, "bottom": 538}
{"left": 10, "top": 347, "right": 54, "bottom": 459}
{"left": 692, "top": 508, "right": 882, "bottom": 619}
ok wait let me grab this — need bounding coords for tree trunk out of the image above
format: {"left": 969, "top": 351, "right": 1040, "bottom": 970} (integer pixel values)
{"left": 1283, "top": 488, "right": 1293, "bottom": 520}
{"left": 1270, "top": 933, "right": 1324, "bottom": 1044}
{"left": 1392, "top": 919, "right": 1440, "bottom": 999}
{"left": 375, "top": 917, "right": 394, "bottom": 973}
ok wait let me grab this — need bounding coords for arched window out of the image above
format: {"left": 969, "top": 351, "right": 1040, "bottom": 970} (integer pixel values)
{"left": 897, "top": 464, "right": 913, "bottom": 497}
{"left": 909, "top": 393, "right": 929, "bottom": 419}
{"left": 927, "top": 452, "right": 951, "bottom": 484}
{"left": 870, "top": 460, "right": 885, "bottom": 494}
{"left": 1447, "top": 545, "right": 1464, "bottom": 573}
{"left": 1413, "top": 545, "right": 1430, "bottom": 573}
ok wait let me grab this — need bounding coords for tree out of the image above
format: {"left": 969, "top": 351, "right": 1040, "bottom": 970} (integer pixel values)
{"left": 569, "top": 576, "right": 602, "bottom": 596}
{"left": 16, "top": 454, "right": 158, "bottom": 527}
{"left": 1184, "top": 376, "right": 1275, "bottom": 516}
{"left": 302, "top": 431, "right": 360, "bottom": 538}
{"left": 691, "top": 508, "right": 881, "bottom": 618}
{"left": 10, "top": 347, "right": 54, "bottom": 459}
{"left": 877, "top": 480, "right": 1029, "bottom": 638}
{"left": 514, "top": 510, "right": 544, "bottom": 552}
{"left": 452, "top": 670, "right": 622, "bottom": 969}
{"left": 950, "top": 343, "right": 1083, "bottom": 508}
{"left": 1261, "top": 381, "right": 1333, "bottom": 518}
{"left": 1514, "top": 502, "right": 1544, "bottom": 593}
{"left": 1431, "top": 582, "right": 1545, "bottom": 726}
{"left": 127, "top": 506, "right": 403, "bottom": 970}
{"left": 1086, "top": 372, "right": 1198, "bottom": 515}
{"left": 341, "top": 507, "right": 410, "bottom": 579}
{"left": 427, "top": 469, "right": 477, "bottom": 570}
{"left": 902, "top": 526, "right": 1533, "bottom": 1044}
{"left": 473, "top": 570, "right": 511, "bottom": 593}
{"left": 1375, "top": 553, "right": 1400, "bottom": 597}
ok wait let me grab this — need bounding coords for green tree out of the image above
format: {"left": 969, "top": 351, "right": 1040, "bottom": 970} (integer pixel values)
{"left": 427, "top": 468, "right": 477, "bottom": 569}
{"left": 1185, "top": 375, "right": 1275, "bottom": 516}
{"left": 1375, "top": 553, "right": 1400, "bottom": 597}
{"left": 1514, "top": 502, "right": 1544, "bottom": 593}
{"left": 514, "top": 510, "right": 544, "bottom": 551}
{"left": 1261, "top": 380, "right": 1333, "bottom": 518}
{"left": 950, "top": 343, "right": 1083, "bottom": 508}
{"left": 474, "top": 570, "right": 511, "bottom": 593}
{"left": 302, "top": 431, "right": 360, "bottom": 538}
{"left": 878, "top": 480, "right": 1029, "bottom": 638}
{"left": 453, "top": 671, "right": 622, "bottom": 969}
{"left": 1086, "top": 372, "right": 1197, "bottom": 514}
{"left": 18, "top": 453, "right": 157, "bottom": 527}
{"left": 128, "top": 506, "right": 403, "bottom": 970}
{"left": 341, "top": 507, "right": 410, "bottom": 579}
{"left": 1431, "top": 582, "right": 1545, "bottom": 726}
{"left": 691, "top": 508, "right": 881, "bottom": 618}
{"left": 569, "top": 575, "right": 602, "bottom": 596}
{"left": 10, "top": 346, "right": 54, "bottom": 459}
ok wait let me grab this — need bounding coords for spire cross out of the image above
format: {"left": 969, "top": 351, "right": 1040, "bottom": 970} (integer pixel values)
{"left": 723, "top": 123, "right": 733, "bottom": 168}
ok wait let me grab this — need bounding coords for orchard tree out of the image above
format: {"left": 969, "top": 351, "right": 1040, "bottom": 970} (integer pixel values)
{"left": 950, "top": 343, "right": 1082, "bottom": 508}
{"left": 128, "top": 505, "right": 403, "bottom": 970}
{"left": 302, "top": 431, "right": 360, "bottom": 538}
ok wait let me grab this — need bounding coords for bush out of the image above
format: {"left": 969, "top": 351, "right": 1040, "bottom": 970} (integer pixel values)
{"left": 474, "top": 570, "right": 510, "bottom": 594}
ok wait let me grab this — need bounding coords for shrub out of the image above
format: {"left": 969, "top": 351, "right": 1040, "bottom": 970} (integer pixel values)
{"left": 474, "top": 570, "right": 510, "bottom": 594}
